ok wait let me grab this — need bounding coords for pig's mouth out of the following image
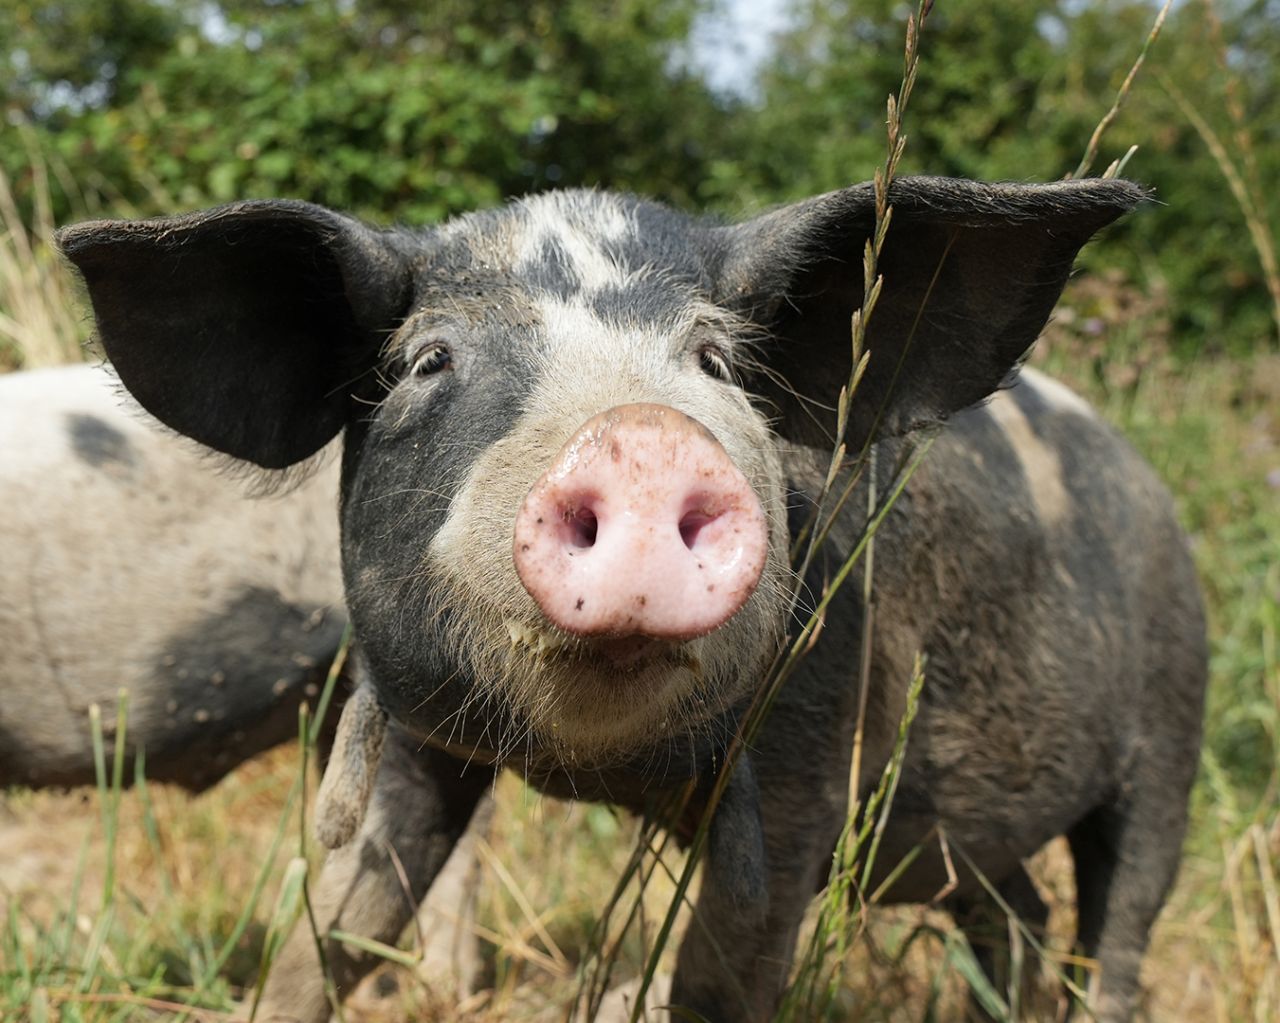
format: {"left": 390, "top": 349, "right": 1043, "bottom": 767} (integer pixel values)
{"left": 503, "top": 618, "right": 700, "bottom": 674}
{"left": 496, "top": 613, "right": 722, "bottom": 761}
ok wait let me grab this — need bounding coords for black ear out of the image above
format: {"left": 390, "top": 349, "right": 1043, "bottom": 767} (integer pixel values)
{"left": 57, "top": 200, "right": 413, "bottom": 469}
{"left": 716, "top": 177, "right": 1145, "bottom": 448}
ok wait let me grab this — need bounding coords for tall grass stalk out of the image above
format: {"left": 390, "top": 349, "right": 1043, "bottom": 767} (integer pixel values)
{"left": 1158, "top": 67, "right": 1280, "bottom": 346}
{"left": 0, "top": 150, "right": 84, "bottom": 368}
{"left": 575, "top": 816, "right": 672, "bottom": 1017}
{"left": 1069, "top": 0, "right": 1174, "bottom": 181}
{"left": 1201, "top": 0, "right": 1280, "bottom": 346}
{"left": 780, "top": 656, "right": 926, "bottom": 1019}
{"left": 75, "top": 698, "right": 130, "bottom": 1002}
{"left": 297, "top": 722, "right": 349, "bottom": 1023}
{"left": 180, "top": 631, "right": 350, "bottom": 1022}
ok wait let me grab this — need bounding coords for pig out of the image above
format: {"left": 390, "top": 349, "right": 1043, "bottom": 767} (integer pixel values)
{"left": 0, "top": 363, "right": 346, "bottom": 790}
{"left": 57, "top": 176, "right": 1207, "bottom": 1023}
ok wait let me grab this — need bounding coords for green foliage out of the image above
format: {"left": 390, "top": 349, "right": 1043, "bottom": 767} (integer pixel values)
{"left": 0, "top": 0, "right": 181, "bottom": 110}
{"left": 720, "top": 0, "right": 1280, "bottom": 354}
{"left": 2, "top": 0, "right": 732, "bottom": 224}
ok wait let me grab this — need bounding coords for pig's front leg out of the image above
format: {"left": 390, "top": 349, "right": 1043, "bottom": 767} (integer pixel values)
{"left": 255, "top": 730, "right": 493, "bottom": 1023}
{"left": 670, "top": 753, "right": 836, "bottom": 1022}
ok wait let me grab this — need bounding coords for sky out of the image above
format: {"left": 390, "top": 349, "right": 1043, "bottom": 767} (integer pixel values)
{"left": 689, "top": 0, "right": 793, "bottom": 96}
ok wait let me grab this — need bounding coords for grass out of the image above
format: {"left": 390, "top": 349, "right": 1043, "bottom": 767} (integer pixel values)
{"left": 0, "top": 152, "right": 85, "bottom": 371}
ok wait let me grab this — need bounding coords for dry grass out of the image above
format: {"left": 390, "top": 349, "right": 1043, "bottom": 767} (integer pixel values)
{"left": 0, "top": 150, "right": 86, "bottom": 370}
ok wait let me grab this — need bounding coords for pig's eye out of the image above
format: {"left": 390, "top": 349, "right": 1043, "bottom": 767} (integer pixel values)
{"left": 697, "top": 344, "right": 732, "bottom": 382}
{"left": 411, "top": 342, "right": 452, "bottom": 377}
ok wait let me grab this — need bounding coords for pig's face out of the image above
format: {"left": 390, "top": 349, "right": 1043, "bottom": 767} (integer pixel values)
{"left": 342, "top": 193, "right": 791, "bottom": 759}
{"left": 59, "top": 177, "right": 1143, "bottom": 764}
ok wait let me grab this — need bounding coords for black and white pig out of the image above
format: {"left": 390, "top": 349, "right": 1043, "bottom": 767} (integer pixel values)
{"left": 0, "top": 363, "right": 345, "bottom": 790}
{"left": 58, "top": 177, "right": 1207, "bottom": 1022}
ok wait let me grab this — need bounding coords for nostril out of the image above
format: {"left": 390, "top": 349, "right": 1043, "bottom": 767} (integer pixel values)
{"left": 565, "top": 506, "right": 598, "bottom": 549}
{"left": 678, "top": 509, "right": 716, "bottom": 550}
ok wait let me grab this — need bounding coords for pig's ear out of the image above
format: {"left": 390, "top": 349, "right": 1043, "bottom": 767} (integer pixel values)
{"left": 57, "top": 200, "right": 412, "bottom": 469}
{"left": 714, "top": 176, "right": 1144, "bottom": 448}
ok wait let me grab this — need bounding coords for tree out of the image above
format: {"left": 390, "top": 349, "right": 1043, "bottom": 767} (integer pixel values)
{"left": 728, "top": 0, "right": 1279, "bottom": 352}
{"left": 3, "top": 0, "right": 738, "bottom": 224}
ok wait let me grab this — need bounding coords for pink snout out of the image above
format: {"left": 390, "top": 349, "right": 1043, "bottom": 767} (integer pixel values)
{"left": 513, "top": 403, "right": 768, "bottom": 643}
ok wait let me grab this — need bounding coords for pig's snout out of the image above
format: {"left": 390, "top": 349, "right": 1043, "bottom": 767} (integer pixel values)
{"left": 513, "top": 403, "right": 768, "bottom": 643}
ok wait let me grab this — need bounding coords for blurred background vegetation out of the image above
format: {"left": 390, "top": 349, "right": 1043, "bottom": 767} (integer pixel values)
{"left": 0, "top": 1, "right": 1276, "bottom": 1019}
{"left": 1, "top": 0, "right": 1278, "bottom": 356}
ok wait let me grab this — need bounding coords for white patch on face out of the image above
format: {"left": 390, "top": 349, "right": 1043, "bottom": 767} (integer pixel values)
{"left": 986, "top": 388, "right": 1070, "bottom": 527}
{"left": 425, "top": 294, "right": 791, "bottom": 760}
{"left": 1019, "top": 367, "right": 1095, "bottom": 420}
{"left": 534, "top": 296, "right": 671, "bottom": 401}
{"left": 514, "top": 192, "right": 634, "bottom": 293}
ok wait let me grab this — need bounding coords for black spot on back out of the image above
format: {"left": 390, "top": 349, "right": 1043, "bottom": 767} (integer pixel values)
{"left": 144, "top": 586, "right": 348, "bottom": 790}
{"left": 66, "top": 413, "right": 137, "bottom": 471}
{"left": 0, "top": 587, "right": 347, "bottom": 791}
{"left": 600, "top": 195, "right": 713, "bottom": 283}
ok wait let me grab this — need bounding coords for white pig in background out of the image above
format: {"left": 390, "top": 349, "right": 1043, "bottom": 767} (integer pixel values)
{"left": 0, "top": 364, "right": 346, "bottom": 791}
